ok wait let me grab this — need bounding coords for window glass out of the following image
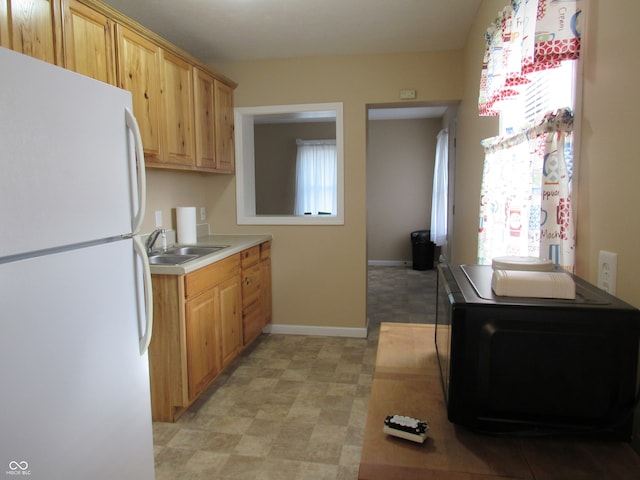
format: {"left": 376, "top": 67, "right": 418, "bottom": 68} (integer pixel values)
{"left": 500, "top": 60, "right": 577, "bottom": 135}
{"left": 294, "top": 140, "right": 337, "bottom": 216}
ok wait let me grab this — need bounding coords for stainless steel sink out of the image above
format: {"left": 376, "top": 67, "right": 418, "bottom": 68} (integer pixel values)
{"left": 148, "top": 254, "right": 197, "bottom": 265}
{"left": 147, "top": 245, "right": 230, "bottom": 266}
{"left": 165, "top": 245, "right": 229, "bottom": 256}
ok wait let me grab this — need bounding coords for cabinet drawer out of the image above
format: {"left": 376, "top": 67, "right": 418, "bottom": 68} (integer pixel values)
{"left": 260, "top": 241, "right": 271, "bottom": 260}
{"left": 242, "top": 263, "right": 261, "bottom": 306}
{"left": 184, "top": 254, "right": 240, "bottom": 299}
{"left": 241, "top": 245, "right": 260, "bottom": 268}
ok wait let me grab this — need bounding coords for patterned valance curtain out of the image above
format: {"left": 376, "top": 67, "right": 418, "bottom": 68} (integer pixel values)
{"left": 478, "top": 108, "right": 575, "bottom": 270}
{"left": 478, "top": 0, "right": 583, "bottom": 116}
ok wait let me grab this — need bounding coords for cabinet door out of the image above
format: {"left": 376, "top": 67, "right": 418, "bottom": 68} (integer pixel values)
{"left": 62, "top": 0, "right": 115, "bottom": 84}
{"left": 160, "top": 50, "right": 195, "bottom": 167}
{"left": 185, "top": 289, "right": 219, "bottom": 400}
{"left": 219, "top": 275, "right": 241, "bottom": 367}
{"left": 116, "top": 25, "right": 162, "bottom": 164}
{"left": 1, "top": 2, "right": 9, "bottom": 48}
{"left": 214, "top": 80, "right": 235, "bottom": 173}
{"left": 9, "top": 0, "right": 62, "bottom": 65}
{"left": 193, "top": 67, "right": 216, "bottom": 170}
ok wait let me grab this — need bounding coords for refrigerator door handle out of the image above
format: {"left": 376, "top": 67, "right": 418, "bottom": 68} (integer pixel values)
{"left": 133, "top": 234, "right": 154, "bottom": 355}
{"left": 125, "top": 108, "right": 146, "bottom": 235}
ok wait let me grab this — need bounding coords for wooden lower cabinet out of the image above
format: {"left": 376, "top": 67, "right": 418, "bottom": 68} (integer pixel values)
{"left": 149, "top": 254, "right": 241, "bottom": 422}
{"left": 149, "top": 245, "right": 271, "bottom": 422}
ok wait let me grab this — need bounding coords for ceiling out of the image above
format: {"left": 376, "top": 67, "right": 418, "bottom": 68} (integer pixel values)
{"left": 101, "top": 0, "right": 482, "bottom": 65}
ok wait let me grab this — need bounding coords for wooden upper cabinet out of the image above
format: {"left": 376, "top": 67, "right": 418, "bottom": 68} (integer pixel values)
{"left": 7, "top": 0, "right": 63, "bottom": 65}
{"left": 62, "top": 0, "right": 115, "bottom": 84}
{"left": 2, "top": 0, "right": 235, "bottom": 173}
{"left": 214, "top": 80, "right": 235, "bottom": 173}
{"left": 193, "top": 67, "right": 216, "bottom": 170}
{"left": 1, "top": 2, "right": 9, "bottom": 48}
{"left": 116, "top": 24, "right": 162, "bottom": 164}
{"left": 160, "top": 49, "right": 195, "bottom": 167}
{"left": 194, "top": 68, "right": 236, "bottom": 173}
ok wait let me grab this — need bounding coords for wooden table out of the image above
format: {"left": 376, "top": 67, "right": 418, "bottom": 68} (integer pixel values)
{"left": 359, "top": 323, "right": 640, "bottom": 480}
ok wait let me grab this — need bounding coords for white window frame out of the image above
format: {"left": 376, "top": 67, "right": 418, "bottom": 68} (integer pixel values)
{"left": 235, "top": 103, "right": 345, "bottom": 225}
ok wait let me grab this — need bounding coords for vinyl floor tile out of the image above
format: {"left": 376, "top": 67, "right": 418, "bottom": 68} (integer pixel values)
{"left": 152, "top": 265, "right": 436, "bottom": 479}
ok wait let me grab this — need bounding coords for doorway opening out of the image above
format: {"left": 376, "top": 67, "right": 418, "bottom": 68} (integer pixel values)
{"left": 366, "top": 102, "right": 457, "bottom": 266}
{"left": 365, "top": 102, "right": 458, "bottom": 326}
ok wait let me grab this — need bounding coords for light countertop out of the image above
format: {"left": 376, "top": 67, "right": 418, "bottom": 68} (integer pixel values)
{"left": 149, "top": 234, "right": 272, "bottom": 275}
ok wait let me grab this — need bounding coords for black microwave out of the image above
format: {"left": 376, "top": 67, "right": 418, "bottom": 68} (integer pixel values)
{"left": 435, "top": 263, "right": 640, "bottom": 440}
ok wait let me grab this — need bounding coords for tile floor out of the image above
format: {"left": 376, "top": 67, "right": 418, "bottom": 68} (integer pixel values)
{"left": 152, "top": 265, "right": 437, "bottom": 480}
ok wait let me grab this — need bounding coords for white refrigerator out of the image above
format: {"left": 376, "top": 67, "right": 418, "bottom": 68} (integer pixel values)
{"left": 0, "top": 47, "right": 155, "bottom": 479}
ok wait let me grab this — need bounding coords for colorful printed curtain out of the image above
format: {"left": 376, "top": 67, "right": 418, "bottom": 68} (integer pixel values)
{"left": 478, "top": 109, "right": 575, "bottom": 271}
{"left": 479, "top": 0, "right": 583, "bottom": 116}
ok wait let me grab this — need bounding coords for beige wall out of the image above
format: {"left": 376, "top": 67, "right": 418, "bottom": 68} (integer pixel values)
{"left": 452, "top": 0, "right": 500, "bottom": 268}
{"left": 454, "top": 0, "right": 640, "bottom": 310}
{"left": 200, "top": 52, "right": 462, "bottom": 330}
{"left": 575, "top": 0, "right": 640, "bottom": 307}
{"left": 142, "top": 169, "right": 212, "bottom": 233}
{"left": 144, "top": 0, "right": 640, "bottom": 330}
{"left": 367, "top": 118, "right": 441, "bottom": 262}
{"left": 254, "top": 122, "right": 335, "bottom": 215}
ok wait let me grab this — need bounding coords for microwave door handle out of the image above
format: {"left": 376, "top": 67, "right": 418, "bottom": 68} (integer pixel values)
{"left": 125, "top": 108, "right": 146, "bottom": 235}
{"left": 133, "top": 234, "right": 154, "bottom": 355}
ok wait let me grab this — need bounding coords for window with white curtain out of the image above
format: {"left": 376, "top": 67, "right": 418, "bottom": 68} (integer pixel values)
{"left": 294, "top": 139, "right": 337, "bottom": 216}
{"left": 431, "top": 129, "right": 449, "bottom": 246}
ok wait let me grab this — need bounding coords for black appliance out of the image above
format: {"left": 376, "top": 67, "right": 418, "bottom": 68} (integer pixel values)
{"left": 435, "top": 262, "right": 640, "bottom": 440}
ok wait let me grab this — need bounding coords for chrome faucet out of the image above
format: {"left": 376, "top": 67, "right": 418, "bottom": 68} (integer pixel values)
{"left": 146, "top": 228, "right": 165, "bottom": 255}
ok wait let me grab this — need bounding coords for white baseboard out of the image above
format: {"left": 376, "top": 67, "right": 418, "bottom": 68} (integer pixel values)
{"left": 264, "top": 323, "right": 368, "bottom": 338}
{"left": 368, "top": 260, "right": 411, "bottom": 266}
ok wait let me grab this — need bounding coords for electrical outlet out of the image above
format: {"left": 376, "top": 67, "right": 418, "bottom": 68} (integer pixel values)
{"left": 200, "top": 207, "right": 206, "bottom": 221}
{"left": 155, "top": 210, "right": 163, "bottom": 228}
{"left": 598, "top": 250, "right": 617, "bottom": 295}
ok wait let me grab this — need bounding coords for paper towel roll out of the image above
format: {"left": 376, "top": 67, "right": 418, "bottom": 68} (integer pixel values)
{"left": 176, "top": 207, "right": 197, "bottom": 245}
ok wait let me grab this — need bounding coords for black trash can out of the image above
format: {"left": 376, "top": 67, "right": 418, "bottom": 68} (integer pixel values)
{"left": 410, "top": 230, "right": 435, "bottom": 271}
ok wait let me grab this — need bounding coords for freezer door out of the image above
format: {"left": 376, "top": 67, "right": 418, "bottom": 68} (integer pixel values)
{"left": 0, "top": 47, "right": 139, "bottom": 257}
{"left": 0, "top": 240, "right": 155, "bottom": 480}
